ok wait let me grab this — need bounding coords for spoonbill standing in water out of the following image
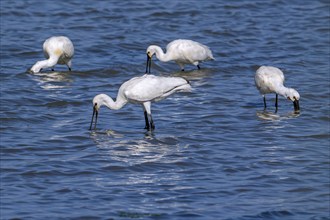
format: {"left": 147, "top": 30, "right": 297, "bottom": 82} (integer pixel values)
{"left": 90, "top": 74, "right": 192, "bottom": 131}
{"left": 30, "top": 36, "right": 74, "bottom": 73}
{"left": 145, "top": 39, "right": 214, "bottom": 73}
{"left": 255, "top": 66, "right": 300, "bottom": 112}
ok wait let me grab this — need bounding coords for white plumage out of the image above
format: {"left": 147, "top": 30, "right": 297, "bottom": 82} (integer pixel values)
{"left": 255, "top": 66, "right": 300, "bottom": 111}
{"left": 146, "top": 39, "right": 214, "bottom": 72}
{"left": 30, "top": 36, "right": 74, "bottom": 73}
{"left": 90, "top": 74, "right": 192, "bottom": 130}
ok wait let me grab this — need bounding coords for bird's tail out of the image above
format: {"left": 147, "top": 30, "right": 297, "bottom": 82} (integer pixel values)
{"left": 177, "top": 83, "right": 192, "bottom": 93}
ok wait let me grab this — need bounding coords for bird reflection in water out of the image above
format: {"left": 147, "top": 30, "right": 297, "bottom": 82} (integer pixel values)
{"left": 256, "top": 110, "right": 300, "bottom": 121}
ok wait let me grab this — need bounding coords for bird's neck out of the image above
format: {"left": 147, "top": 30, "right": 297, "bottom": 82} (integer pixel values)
{"left": 275, "top": 85, "right": 290, "bottom": 98}
{"left": 102, "top": 94, "right": 127, "bottom": 110}
{"left": 36, "top": 57, "right": 59, "bottom": 70}
{"left": 153, "top": 46, "right": 172, "bottom": 62}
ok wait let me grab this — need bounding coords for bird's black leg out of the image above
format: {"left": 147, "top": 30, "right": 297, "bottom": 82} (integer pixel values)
{"left": 52, "top": 68, "right": 54, "bottom": 71}
{"left": 69, "top": 67, "right": 72, "bottom": 71}
{"left": 150, "top": 115, "right": 155, "bottom": 130}
{"left": 275, "top": 94, "right": 279, "bottom": 113}
{"left": 197, "top": 65, "right": 201, "bottom": 70}
{"left": 263, "top": 96, "right": 267, "bottom": 109}
{"left": 275, "top": 94, "right": 278, "bottom": 109}
{"left": 181, "top": 69, "right": 185, "bottom": 71}
{"left": 144, "top": 110, "right": 150, "bottom": 130}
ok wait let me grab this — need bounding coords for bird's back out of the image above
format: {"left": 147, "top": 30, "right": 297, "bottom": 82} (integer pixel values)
{"left": 122, "top": 74, "right": 191, "bottom": 103}
{"left": 166, "top": 39, "right": 213, "bottom": 62}
{"left": 255, "top": 66, "right": 285, "bottom": 94}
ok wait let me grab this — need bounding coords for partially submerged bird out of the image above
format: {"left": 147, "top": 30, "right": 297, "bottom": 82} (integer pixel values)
{"left": 146, "top": 39, "right": 214, "bottom": 73}
{"left": 90, "top": 74, "right": 192, "bottom": 130}
{"left": 30, "top": 36, "right": 74, "bottom": 73}
{"left": 255, "top": 66, "right": 300, "bottom": 112}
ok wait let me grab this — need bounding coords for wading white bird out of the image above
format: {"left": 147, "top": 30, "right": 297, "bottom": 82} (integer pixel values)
{"left": 30, "top": 36, "right": 74, "bottom": 73}
{"left": 90, "top": 74, "right": 192, "bottom": 130}
{"left": 255, "top": 66, "right": 300, "bottom": 111}
{"left": 145, "top": 39, "right": 214, "bottom": 73}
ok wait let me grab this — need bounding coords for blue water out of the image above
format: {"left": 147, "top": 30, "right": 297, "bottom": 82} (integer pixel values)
{"left": 1, "top": 0, "right": 329, "bottom": 219}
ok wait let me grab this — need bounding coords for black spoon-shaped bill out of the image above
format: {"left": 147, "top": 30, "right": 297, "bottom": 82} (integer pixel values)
{"left": 145, "top": 54, "right": 151, "bottom": 73}
{"left": 293, "top": 99, "right": 300, "bottom": 112}
{"left": 89, "top": 103, "right": 98, "bottom": 130}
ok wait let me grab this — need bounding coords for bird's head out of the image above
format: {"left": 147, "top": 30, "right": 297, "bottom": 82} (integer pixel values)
{"left": 90, "top": 94, "right": 106, "bottom": 130}
{"left": 30, "top": 61, "right": 42, "bottom": 73}
{"left": 146, "top": 45, "right": 157, "bottom": 58}
{"left": 145, "top": 46, "right": 157, "bottom": 73}
{"left": 92, "top": 96, "right": 101, "bottom": 111}
{"left": 286, "top": 88, "right": 300, "bottom": 112}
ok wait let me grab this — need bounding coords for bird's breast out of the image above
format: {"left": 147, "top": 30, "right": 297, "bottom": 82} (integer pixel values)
{"left": 54, "top": 48, "right": 63, "bottom": 56}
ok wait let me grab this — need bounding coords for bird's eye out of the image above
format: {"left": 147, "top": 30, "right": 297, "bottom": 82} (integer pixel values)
{"left": 94, "top": 103, "right": 97, "bottom": 107}
{"left": 147, "top": 51, "right": 150, "bottom": 54}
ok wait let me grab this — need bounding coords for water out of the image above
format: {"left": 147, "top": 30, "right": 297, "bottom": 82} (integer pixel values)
{"left": 1, "top": 0, "right": 329, "bottom": 219}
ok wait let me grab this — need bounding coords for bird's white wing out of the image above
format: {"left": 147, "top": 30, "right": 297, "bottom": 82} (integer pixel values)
{"left": 43, "top": 36, "right": 74, "bottom": 58}
{"left": 167, "top": 39, "right": 212, "bottom": 62}
{"left": 43, "top": 38, "right": 51, "bottom": 59}
{"left": 255, "top": 66, "right": 285, "bottom": 93}
{"left": 123, "top": 75, "right": 190, "bottom": 102}
{"left": 61, "top": 37, "right": 74, "bottom": 58}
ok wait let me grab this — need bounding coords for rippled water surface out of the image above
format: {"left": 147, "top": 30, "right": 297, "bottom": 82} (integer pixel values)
{"left": 1, "top": 0, "right": 329, "bottom": 219}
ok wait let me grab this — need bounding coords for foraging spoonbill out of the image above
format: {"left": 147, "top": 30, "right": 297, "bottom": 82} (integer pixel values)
{"left": 146, "top": 39, "right": 214, "bottom": 73}
{"left": 255, "top": 66, "right": 300, "bottom": 112}
{"left": 90, "top": 74, "right": 192, "bottom": 130}
{"left": 30, "top": 36, "right": 74, "bottom": 73}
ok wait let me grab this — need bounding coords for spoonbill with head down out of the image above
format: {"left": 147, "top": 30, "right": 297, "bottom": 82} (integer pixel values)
{"left": 90, "top": 74, "right": 192, "bottom": 131}
{"left": 30, "top": 36, "right": 74, "bottom": 73}
{"left": 146, "top": 39, "right": 214, "bottom": 73}
{"left": 255, "top": 66, "right": 300, "bottom": 112}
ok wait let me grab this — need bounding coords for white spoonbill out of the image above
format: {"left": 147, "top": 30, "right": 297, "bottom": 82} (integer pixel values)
{"left": 255, "top": 66, "right": 300, "bottom": 112}
{"left": 30, "top": 36, "right": 74, "bottom": 73}
{"left": 90, "top": 74, "right": 192, "bottom": 130}
{"left": 146, "top": 39, "right": 214, "bottom": 73}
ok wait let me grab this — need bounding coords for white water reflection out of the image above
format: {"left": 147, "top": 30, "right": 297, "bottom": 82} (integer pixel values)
{"left": 30, "top": 71, "right": 73, "bottom": 89}
{"left": 90, "top": 129, "right": 182, "bottom": 167}
{"left": 256, "top": 110, "right": 300, "bottom": 121}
